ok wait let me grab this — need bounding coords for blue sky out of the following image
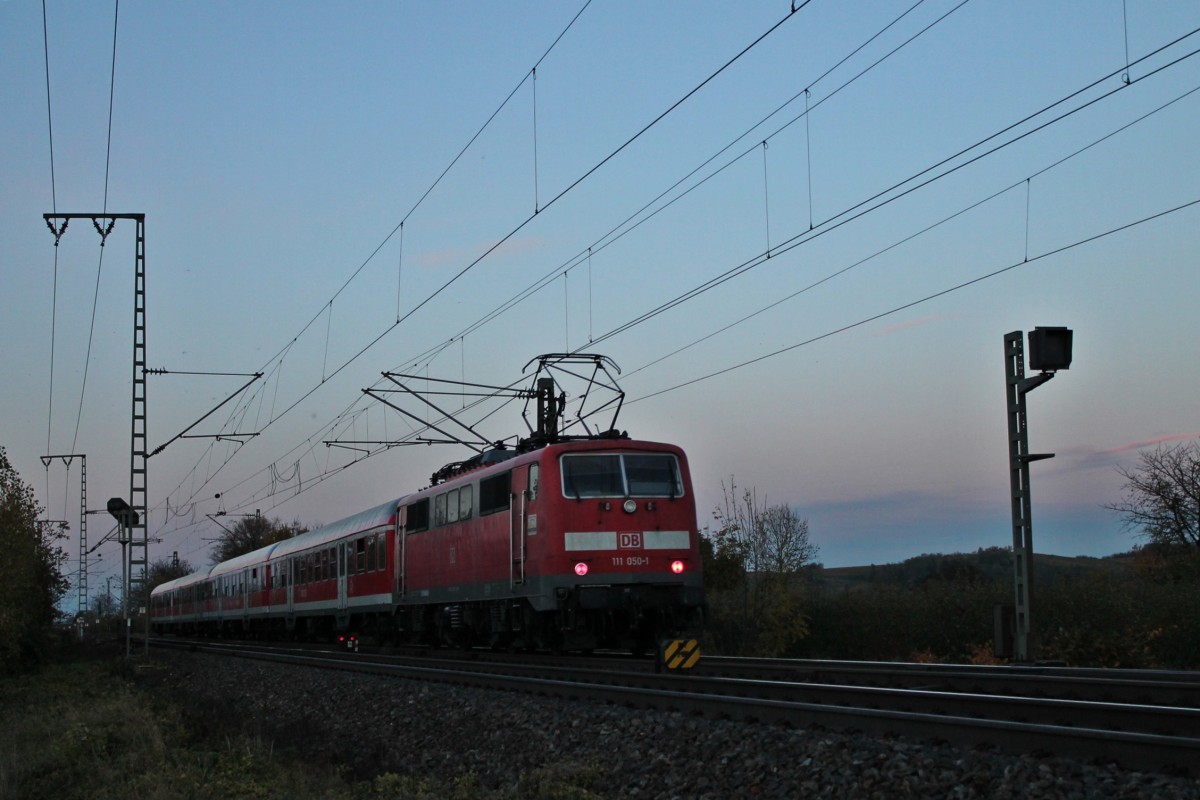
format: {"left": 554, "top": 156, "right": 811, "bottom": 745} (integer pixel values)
{"left": 3, "top": 1, "right": 1199, "bottom": 611}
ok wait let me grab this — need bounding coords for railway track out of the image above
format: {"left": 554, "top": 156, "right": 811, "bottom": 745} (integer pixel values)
{"left": 149, "top": 638, "right": 1200, "bottom": 775}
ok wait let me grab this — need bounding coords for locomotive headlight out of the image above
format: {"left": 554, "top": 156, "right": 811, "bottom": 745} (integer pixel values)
{"left": 670, "top": 560, "right": 685, "bottom": 574}
{"left": 574, "top": 562, "right": 589, "bottom": 576}
{"left": 623, "top": 499, "right": 637, "bottom": 514}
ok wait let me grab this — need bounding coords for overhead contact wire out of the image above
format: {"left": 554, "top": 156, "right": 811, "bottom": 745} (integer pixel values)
{"left": 70, "top": 0, "right": 122, "bottom": 453}
{"left": 630, "top": 198, "right": 1200, "bottom": 404}
{"left": 174, "top": 1, "right": 806, "bottom": 516}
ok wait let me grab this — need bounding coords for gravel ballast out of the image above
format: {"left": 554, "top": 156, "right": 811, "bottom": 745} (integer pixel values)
{"left": 137, "top": 649, "right": 1200, "bottom": 798}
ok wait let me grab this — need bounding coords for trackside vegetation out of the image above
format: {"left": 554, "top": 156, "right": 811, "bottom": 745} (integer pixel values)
{"left": 0, "top": 446, "right": 69, "bottom": 675}
{"left": 702, "top": 544, "right": 1200, "bottom": 668}
{"left": 0, "top": 652, "right": 609, "bottom": 800}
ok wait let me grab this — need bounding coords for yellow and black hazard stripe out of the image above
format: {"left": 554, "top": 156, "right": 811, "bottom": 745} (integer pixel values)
{"left": 660, "top": 638, "right": 701, "bottom": 670}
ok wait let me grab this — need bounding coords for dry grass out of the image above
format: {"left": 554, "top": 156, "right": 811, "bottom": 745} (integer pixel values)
{"left": 0, "top": 652, "right": 609, "bottom": 800}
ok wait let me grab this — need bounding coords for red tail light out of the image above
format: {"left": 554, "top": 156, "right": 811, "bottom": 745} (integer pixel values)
{"left": 574, "top": 562, "right": 589, "bottom": 576}
{"left": 671, "top": 560, "right": 685, "bottom": 574}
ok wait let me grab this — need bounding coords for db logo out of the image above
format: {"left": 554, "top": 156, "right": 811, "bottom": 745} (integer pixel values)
{"left": 618, "top": 532, "right": 643, "bottom": 549}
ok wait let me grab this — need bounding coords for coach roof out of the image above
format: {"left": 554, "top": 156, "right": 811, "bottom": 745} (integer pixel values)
{"left": 268, "top": 498, "right": 399, "bottom": 561}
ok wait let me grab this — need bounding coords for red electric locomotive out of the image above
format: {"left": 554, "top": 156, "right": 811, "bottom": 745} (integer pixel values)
{"left": 151, "top": 355, "right": 706, "bottom": 651}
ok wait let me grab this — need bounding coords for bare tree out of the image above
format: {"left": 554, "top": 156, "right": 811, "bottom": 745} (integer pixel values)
{"left": 758, "top": 503, "right": 818, "bottom": 574}
{"left": 713, "top": 479, "right": 818, "bottom": 577}
{"left": 708, "top": 478, "right": 819, "bottom": 657}
{"left": 1106, "top": 442, "right": 1200, "bottom": 550}
{"left": 211, "top": 514, "right": 304, "bottom": 564}
{"left": 131, "top": 556, "right": 197, "bottom": 610}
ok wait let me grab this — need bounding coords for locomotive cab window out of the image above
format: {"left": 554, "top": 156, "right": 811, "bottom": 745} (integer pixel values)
{"left": 560, "top": 453, "right": 683, "bottom": 498}
{"left": 624, "top": 454, "right": 683, "bottom": 497}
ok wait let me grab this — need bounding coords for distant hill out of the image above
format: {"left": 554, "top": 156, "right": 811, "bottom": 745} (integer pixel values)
{"left": 816, "top": 547, "right": 1136, "bottom": 591}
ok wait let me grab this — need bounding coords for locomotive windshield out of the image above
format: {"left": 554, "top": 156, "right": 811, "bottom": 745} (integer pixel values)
{"left": 560, "top": 453, "right": 683, "bottom": 498}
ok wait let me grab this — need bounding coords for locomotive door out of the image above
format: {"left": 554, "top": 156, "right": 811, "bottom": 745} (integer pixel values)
{"left": 286, "top": 557, "right": 294, "bottom": 614}
{"left": 509, "top": 463, "right": 538, "bottom": 588}
{"left": 337, "top": 542, "right": 348, "bottom": 611}
{"left": 396, "top": 505, "right": 407, "bottom": 599}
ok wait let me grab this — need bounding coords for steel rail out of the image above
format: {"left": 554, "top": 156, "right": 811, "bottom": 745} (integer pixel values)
{"left": 151, "top": 639, "right": 1200, "bottom": 774}
{"left": 693, "top": 656, "right": 1200, "bottom": 706}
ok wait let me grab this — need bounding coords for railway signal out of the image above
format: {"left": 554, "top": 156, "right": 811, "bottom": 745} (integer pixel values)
{"left": 1001, "top": 327, "right": 1072, "bottom": 663}
{"left": 107, "top": 496, "right": 139, "bottom": 659}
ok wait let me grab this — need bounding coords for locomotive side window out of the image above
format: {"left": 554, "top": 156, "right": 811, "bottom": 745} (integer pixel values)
{"left": 458, "top": 485, "right": 473, "bottom": 521}
{"left": 529, "top": 464, "right": 539, "bottom": 499}
{"left": 433, "top": 493, "right": 447, "bottom": 527}
{"left": 479, "top": 471, "right": 511, "bottom": 516}
{"left": 446, "top": 489, "right": 460, "bottom": 524}
{"left": 407, "top": 499, "right": 429, "bottom": 533}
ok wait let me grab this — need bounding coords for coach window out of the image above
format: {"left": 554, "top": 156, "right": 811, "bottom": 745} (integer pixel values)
{"left": 480, "top": 471, "right": 511, "bottom": 516}
{"left": 407, "top": 499, "right": 429, "bottom": 533}
{"left": 367, "top": 533, "right": 377, "bottom": 572}
{"left": 458, "top": 485, "right": 473, "bottom": 521}
{"left": 377, "top": 532, "right": 387, "bottom": 570}
{"left": 356, "top": 538, "right": 367, "bottom": 573}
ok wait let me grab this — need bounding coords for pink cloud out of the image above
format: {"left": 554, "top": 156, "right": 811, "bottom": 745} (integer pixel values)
{"left": 1100, "top": 433, "right": 1200, "bottom": 455}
